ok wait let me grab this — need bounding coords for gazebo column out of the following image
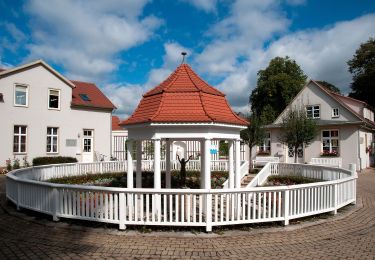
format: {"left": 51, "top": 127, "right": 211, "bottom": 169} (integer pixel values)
{"left": 228, "top": 140, "right": 234, "bottom": 189}
{"left": 127, "top": 139, "right": 133, "bottom": 188}
{"left": 235, "top": 139, "right": 241, "bottom": 188}
{"left": 154, "top": 139, "right": 161, "bottom": 189}
{"left": 136, "top": 140, "right": 142, "bottom": 188}
{"left": 200, "top": 140, "right": 205, "bottom": 188}
{"left": 153, "top": 139, "right": 161, "bottom": 215}
{"left": 204, "top": 138, "right": 211, "bottom": 189}
{"left": 165, "top": 139, "right": 171, "bottom": 188}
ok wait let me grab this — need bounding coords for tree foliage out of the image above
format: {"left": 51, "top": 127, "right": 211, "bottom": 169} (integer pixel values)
{"left": 240, "top": 114, "right": 265, "bottom": 168}
{"left": 250, "top": 56, "right": 307, "bottom": 124}
{"left": 348, "top": 38, "right": 375, "bottom": 108}
{"left": 279, "top": 108, "right": 318, "bottom": 163}
{"left": 316, "top": 81, "right": 341, "bottom": 94}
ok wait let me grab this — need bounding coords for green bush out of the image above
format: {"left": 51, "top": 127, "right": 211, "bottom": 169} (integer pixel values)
{"left": 33, "top": 156, "right": 78, "bottom": 166}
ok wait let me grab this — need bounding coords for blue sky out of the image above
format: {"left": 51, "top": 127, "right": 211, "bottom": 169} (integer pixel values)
{"left": 1, "top": 0, "right": 374, "bottom": 118}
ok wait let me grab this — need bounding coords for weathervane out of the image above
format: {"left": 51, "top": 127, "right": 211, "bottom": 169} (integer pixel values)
{"left": 181, "top": 52, "right": 187, "bottom": 64}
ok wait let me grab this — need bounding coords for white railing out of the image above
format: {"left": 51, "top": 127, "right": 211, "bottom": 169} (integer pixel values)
{"left": 141, "top": 160, "right": 232, "bottom": 172}
{"left": 6, "top": 161, "right": 357, "bottom": 232}
{"left": 222, "top": 161, "right": 250, "bottom": 189}
{"left": 252, "top": 156, "right": 279, "bottom": 168}
{"left": 310, "top": 157, "right": 342, "bottom": 168}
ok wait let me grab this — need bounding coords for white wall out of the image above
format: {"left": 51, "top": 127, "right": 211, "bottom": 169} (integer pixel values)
{"left": 0, "top": 65, "right": 112, "bottom": 166}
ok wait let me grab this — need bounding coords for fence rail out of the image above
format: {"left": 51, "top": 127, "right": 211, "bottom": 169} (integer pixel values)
{"left": 6, "top": 161, "right": 357, "bottom": 232}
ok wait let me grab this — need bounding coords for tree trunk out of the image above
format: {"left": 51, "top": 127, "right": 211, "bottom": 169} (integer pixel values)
{"left": 294, "top": 146, "right": 298, "bottom": 163}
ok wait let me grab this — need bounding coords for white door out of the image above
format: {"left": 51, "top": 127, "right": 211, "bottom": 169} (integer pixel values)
{"left": 82, "top": 130, "right": 94, "bottom": 162}
{"left": 286, "top": 145, "right": 304, "bottom": 163}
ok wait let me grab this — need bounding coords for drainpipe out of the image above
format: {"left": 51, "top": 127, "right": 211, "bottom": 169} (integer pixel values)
{"left": 357, "top": 130, "right": 362, "bottom": 171}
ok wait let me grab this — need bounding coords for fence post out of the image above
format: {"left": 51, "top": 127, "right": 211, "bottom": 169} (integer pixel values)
{"left": 205, "top": 193, "right": 212, "bottom": 232}
{"left": 283, "top": 189, "right": 289, "bottom": 225}
{"left": 52, "top": 187, "right": 60, "bottom": 221}
{"left": 100, "top": 162, "right": 103, "bottom": 174}
{"left": 119, "top": 193, "right": 126, "bottom": 230}
{"left": 331, "top": 184, "right": 337, "bottom": 215}
{"left": 349, "top": 163, "right": 357, "bottom": 205}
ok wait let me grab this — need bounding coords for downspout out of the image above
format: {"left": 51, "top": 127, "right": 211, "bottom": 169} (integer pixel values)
{"left": 357, "top": 129, "right": 361, "bottom": 172}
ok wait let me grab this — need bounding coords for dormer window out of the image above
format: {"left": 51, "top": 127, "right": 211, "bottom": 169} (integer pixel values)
{"left": 332, "top": 108, "right": 339, "bottom": 118}
{"left": 306, "top": 105, "right": 320, "bottom": 119}
{"left": 48, "top": 89, "right": 60, "bottom": 109}
{"left": 79, "top": 93, "right": 90, "bottom": 101}
{"left": 14, "top": 84, "right": 28, "bottom": 107}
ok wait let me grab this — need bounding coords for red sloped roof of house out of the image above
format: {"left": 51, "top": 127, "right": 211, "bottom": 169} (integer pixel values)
{"left": 112, "top": 116, "right": 123, "bottom": 130}
{"left": 122, "top": 64, "right": 248, "bottom": 126}
{"left": 71, "top": 80, "right": 116, "bottom": 110}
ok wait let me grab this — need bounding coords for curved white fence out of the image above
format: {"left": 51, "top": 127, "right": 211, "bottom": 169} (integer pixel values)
{"left": 6, "top": 161, "right": 357, "bottom": 232}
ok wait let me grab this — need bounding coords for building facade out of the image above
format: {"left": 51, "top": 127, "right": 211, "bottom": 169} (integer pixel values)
{"left": 263, "top": 80, "right": 375, "bottom": 170}
{"left": 0, "top": 60, "right": 116, "bottom": 166}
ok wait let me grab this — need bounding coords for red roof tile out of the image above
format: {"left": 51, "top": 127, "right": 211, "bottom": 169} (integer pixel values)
{"left": 112, "top": 116, "right": 123, "bottom": 131}
{"left": 71, "top": 80, "right": 116, "bottom": 110}
{"left": 122, "top": 64, "right": 247, "bottom": 126}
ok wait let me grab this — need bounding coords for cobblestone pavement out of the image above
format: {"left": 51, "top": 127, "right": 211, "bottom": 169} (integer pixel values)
{"left": 0, "top": 169, "right": 374, "bottom": 259}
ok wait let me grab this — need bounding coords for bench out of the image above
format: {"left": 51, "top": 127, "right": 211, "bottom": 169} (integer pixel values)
{"left": 310, "top": 157, "right": 342, "bottom": 168}
{"left": 252, "top": 156, "right": 279, "bottom": 168}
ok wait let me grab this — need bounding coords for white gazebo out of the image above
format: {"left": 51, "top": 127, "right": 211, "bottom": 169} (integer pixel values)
{"left": 120, "top": 62, "right": 248, "bottom": 191}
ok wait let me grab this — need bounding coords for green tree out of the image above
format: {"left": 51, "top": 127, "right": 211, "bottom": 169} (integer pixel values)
{"left": 250, "top": 56, "right": 307, "bottom": 124}
{"left": 316, "top": 81, "right": 341, "bottom": 94}
{"left": 240, "top": 114, "right": 265, "bottom": 169}
{"left": 219, "top": 140, "right": 229, "bottom": 158}
{"left": 348, "top": 38, "right": 375, "bottom": 108}
{"left": 279, "top": 108, "right": 318, "bottom": 163}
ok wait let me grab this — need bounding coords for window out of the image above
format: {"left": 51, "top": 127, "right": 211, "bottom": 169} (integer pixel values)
{"left": 0, "top": 93, "right": 3, "bottom": 102}
{"left": 79, "top": 94, "right": 90, "bottom": 101}
{"left": 48, "top": 89, "right": 60, "bottom": 109}
{"left": 332, "top": 108, "right": 339, "bottom": 118}
{"left": 14, "top": 85, "right": 28, "bottom": 106}
{"left": 258, "top": 132, "right": 271, "bottom": 154}
{"left": 13, "top": 126, "right": 27, "bottom": 153}
{"left": 306, "top": 105, "right": 320, "bottom": 119}
{"left": 322, "top": 130, "right": 339, "bottom": 155}
{"left": 47, "top": 127, "right": 58, "bottom": 153}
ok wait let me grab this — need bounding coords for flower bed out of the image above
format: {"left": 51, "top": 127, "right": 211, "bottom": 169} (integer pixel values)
{"left": 47, "top": 171, "right": 228, "bottom": 189}
{"left": 264, "top": 175, "right": 320, "bottom": 186}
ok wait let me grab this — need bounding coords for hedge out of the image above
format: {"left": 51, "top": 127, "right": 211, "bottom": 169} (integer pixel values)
{"left": 32, "top": 156, "right": 78, "bottom": 166}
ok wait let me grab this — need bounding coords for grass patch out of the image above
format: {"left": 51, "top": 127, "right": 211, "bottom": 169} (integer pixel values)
{"left": 264, "top": 175, "right": 320, "bottom": 186}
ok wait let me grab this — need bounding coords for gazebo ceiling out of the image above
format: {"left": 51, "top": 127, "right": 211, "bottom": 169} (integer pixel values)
{"left": 121, "top": 64, "right": 248, "bottom": 127}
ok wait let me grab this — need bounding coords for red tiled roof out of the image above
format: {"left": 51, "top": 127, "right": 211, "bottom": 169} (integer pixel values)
{"left": 71, "top": 80, "right": 116, "bottom": 110}
{"left": 122, "top": 64, "right": 248, "bottom": 126}
{"left": 112, "top": 116, "right": 123, "bottom": 131}
{"left": 312, "top": 80, "right": 375, "bottom": 127}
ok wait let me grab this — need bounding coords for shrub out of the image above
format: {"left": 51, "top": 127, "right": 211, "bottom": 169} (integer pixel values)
{"left": 266, "top": 175, "right": 319, "bottom": 186}
{"left": 33, "top": 156, "right": 78, "bottom": 166}
{"left": 6, "top": 159, "right": 12, "bottom": 172}
{"left": 12, "top": 158, "right": 20, "bottom": 169}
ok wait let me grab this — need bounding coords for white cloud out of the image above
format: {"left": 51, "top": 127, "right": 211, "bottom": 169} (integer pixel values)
{"left": 182, "top": 0, "right": 217, "bottom": 13}
{"left": 194, "top": 0, "right": 375, "bottom": 112}
{"left": 195, "top": 0, "right": 290, "bottom": 75}
{"left": 105, "top": 42, "right": 192, "bottom": 118}
{"left": 24, "top": 0, "right": 162, "bottom": 81}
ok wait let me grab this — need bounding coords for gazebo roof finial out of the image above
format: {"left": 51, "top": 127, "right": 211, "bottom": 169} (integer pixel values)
{"left": 181, "top": 52, "right": 187, "bottom": 64}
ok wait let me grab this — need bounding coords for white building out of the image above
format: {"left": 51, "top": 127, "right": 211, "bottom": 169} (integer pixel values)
{"left": 263, "top": 80, "right": 375, "bottom": 170}
{"left": 0, "top": 60, "right": 116, "bottom": 166}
